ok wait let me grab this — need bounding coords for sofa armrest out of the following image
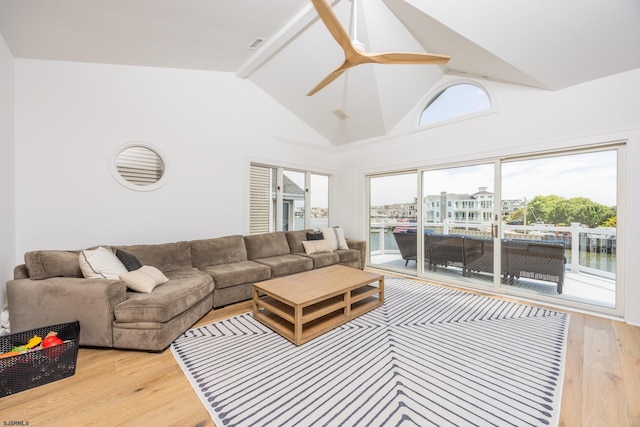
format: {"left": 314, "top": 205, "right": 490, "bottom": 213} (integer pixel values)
{"left": 13, "top": 264, "right": 29, "bottom": 279}
{"left": 7, "top": 277, "right": 127, "bottom": 347}
{"left": 345, "top": 238, "right": 366, "bottom": 269}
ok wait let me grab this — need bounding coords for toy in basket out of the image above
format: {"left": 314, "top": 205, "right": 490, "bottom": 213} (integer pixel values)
{"left": 0, "top": 321, "right": 80, "bottom": 397}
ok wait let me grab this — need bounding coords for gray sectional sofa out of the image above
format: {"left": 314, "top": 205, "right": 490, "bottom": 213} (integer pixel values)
{"left": 6, "top": 229, "right": 365, "bottom": 352}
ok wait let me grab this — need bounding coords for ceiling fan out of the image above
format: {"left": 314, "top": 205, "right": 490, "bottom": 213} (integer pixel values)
{"left": 307, "top": 0, "right": 451, "bottom": 96}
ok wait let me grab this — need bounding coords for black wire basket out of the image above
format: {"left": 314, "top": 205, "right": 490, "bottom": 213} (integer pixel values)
{"left": 0, "top": 321, "right": 80, "bottom": 397}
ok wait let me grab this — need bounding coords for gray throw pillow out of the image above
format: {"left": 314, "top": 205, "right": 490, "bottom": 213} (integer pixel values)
{"left": 306, "top": 232, "right": 324, "bottom": 241}
{"left": 115, "top": 249, "right": 143, "bottom": 271}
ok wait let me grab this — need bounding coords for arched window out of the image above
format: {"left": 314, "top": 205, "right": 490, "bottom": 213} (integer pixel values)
{"left": 419, "top": 83, "right": 491, "bottom": 127}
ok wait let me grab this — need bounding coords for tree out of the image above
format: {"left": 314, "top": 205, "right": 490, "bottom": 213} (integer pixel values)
{"left": 602, "top": 215, "right": 617, "bottom": 228}
{"left": 517, "top": 195, "right": 615, "bottom": 227}
{"left": 528, "top": 195, "right": 564, "bottom": 224}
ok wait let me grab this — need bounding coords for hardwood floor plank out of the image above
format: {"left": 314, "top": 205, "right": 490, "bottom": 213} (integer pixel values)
{"left": 612, "top": 320, "right": 640, "bottom": 426}
{"left": 582, "top": 315, "right": 629, "bottom": 426}
{"left": 559, "top": 312, "right": 584, "bottom": 427}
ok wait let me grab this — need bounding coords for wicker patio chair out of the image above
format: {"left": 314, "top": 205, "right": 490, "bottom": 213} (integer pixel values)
{"left": 392, "top": 232, "right": 416, "bottom": 266}
{"left": 503, "top": 239, "right": 565, "bottom": 293}
{"left": 462, "top": 237, "right": 509, "bottom": 282}
{"left": 462, "top": 237, "right": 492, "bottom": 276}
{"left": 427, "top": 235, "right": 465, "bottom": 271}
{"left": 392, "top": 231, "right": 432, "bottom": 267}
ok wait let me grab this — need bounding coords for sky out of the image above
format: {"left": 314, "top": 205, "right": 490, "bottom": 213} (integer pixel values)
{"left": 370, "top": 150, "right": 617, "bottom": 207}
{"left": 420, "top": 84, "right": 491, "bottom": 126}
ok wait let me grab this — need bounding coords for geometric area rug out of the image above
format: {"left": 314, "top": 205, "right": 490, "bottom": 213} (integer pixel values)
{"left": 171, "top": 277, "right": 570, "bottom": 427}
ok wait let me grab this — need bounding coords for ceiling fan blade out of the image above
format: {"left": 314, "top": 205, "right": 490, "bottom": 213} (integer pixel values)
{"left": 306, "top": 0, "right": 451, "bottom": 95}
{"left": 311, "top": 0, "right": 358, "bottom": 56}
{"left": 363, "top": 51, "right": 451, "bottom": 65}
{"left": 306, "top": 61, "right": 354, "bottom": 96}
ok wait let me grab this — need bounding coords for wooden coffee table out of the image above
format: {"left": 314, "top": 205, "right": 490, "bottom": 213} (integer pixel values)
{"left": 252, "top": 265, "right": 384, "bottom": 345}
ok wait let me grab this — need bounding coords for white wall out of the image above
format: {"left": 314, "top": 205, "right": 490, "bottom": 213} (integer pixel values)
{"left": 0, "top": 34, "right": 15, "bottom": 312}
{"left": 14, "top": 59, "right": 337, "bottom": 257}
{"left": 334, "top": 69, "right": 640, "bottom": 325}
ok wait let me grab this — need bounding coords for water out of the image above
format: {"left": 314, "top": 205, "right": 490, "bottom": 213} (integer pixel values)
{"left": 568, "top": 249, "right": 616, "bottom": 273}
{"left": 293, "top": 217, "right": 329, "bottom": 230}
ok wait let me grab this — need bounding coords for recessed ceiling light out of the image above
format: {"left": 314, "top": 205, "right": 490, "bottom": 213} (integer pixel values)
{"left": 247, "top": 38, "right": 265, "bottom": 50}
{"left": 332, "top": 108, "right": 350, "bottom": 120}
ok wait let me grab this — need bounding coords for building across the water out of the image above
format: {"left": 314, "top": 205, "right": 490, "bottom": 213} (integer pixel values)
{"left": 424, "top": 187, "right": 505, "bottom": 225}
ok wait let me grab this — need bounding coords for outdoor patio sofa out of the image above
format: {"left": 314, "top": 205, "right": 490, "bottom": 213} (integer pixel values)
{"left": 393, "top": 231, "right": 565, "bottom": 293}
{"left": 6, "top": 229, "right": 365, "bottom": 351}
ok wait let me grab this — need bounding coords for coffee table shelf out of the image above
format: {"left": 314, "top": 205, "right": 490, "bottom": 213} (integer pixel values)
{"left": 351, "top": 296, "right": 381, "bottom": 317}
{"left": 252, "top": 265, "right": 384, "bottom": 345}
{"left": 302, "top": 296, "right": 346, "bottom": 322}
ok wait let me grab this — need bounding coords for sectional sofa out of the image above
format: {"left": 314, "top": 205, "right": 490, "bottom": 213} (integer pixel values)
{"left": 6, "top": 229, "right": 365, "bottom": 352}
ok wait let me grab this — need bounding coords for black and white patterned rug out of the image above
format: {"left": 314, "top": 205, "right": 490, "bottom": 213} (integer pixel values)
{"left": 171, "top": 277, "right": 569, "bottom": 427}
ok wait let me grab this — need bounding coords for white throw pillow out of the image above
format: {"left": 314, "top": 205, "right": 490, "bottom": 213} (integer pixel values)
{"left": 302, "top": 240, "right": 333, "bottom": 255}
{"left": 79, "top": 247, "right": 128, "bottom": 280}
{"left": 320, "top": 227, "right": 349, "bottom": 250}
{"left": 120, "top": 265, "right": 169, "bottom": 293}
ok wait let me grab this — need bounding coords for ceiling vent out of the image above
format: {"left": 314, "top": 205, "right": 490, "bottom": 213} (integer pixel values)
{"left": 247, "top": 37, "right": 265, "bottom": 50}
{"left": 332, "top": 108, "right": 350, "bottom": 120}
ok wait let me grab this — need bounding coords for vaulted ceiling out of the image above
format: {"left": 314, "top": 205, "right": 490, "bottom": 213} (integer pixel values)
{"left": 1, "top": 0, "right": 639, "bottom": 144}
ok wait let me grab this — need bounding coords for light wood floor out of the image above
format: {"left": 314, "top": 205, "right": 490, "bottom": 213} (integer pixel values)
{"left": 1, "top": 274, "right": 639, "bottom": 427}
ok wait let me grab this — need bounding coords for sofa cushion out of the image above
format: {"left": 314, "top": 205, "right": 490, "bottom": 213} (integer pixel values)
{"left": 79, "top": 247, "right": 128, "bottom": 280}
{"left": 120, "top": 265, "right": 169, "bottom": 293}
{"left": 199, "top": 260, "right": 271, "bottom": 289}
{"left": 114, "top": 268, "right": 213, "bottom": 323}
{"left": 335, "top": 248, "right": 361, "bottom": 264}
{"left": 253, "top": 254, "right": 313, "bottom": 277}
{"left": 112, "top": 241, "right": 192, "bottom": 273}
{"left": 24, "top": 250, "right": 83, "bottom": 280}
{"left": 298, "top": 251, "right": 340, "bottom": 269}
{"left": 285, "top": 229, "right": 314, "bottom": 254}
{"left": 244, "top": 232, "right": 291, "bottom": 260}
{"left": 190, "top": 235, "right": 248, "bottom": 268}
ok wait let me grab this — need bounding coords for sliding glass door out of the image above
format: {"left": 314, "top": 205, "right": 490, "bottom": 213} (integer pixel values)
{"left": 421, "top": 163, "right": 497, "bottom": 287}
{"left": 500, "top": 149, "right": 619, "bottom": 309}
{"left": 366, "top": 144, "right": 623, "bottom": 316}
{"left": 368, "top": 172, "right": 418, "bottom": 273}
